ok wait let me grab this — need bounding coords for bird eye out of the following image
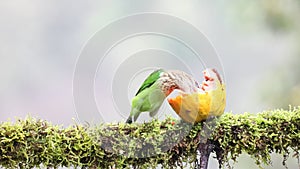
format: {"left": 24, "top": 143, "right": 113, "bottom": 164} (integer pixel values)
{"left": 204, "top": 75, "right": 209, "bottom": 81}
{"left": 204, "top": 75, "right": 214, "bottom": 81}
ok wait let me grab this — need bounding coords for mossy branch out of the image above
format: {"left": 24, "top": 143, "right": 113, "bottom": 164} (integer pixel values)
{"left": 1, "top": 108, "right": 300, "bottom": 169}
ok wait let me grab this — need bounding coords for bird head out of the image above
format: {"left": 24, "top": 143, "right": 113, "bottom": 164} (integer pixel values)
{"left": 201, "top": 68, "right": 223, "bottom": 92}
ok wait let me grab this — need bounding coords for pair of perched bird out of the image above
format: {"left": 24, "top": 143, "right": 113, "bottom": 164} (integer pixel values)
{"left": 126, "top": 68, "right": 226, "bottom": 124}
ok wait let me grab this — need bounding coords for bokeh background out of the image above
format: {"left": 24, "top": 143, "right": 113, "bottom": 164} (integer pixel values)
{"left": 0, "top": 1, "right": 299, "bottom": 168}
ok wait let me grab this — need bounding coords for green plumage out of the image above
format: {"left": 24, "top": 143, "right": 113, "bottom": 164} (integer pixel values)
{"left": 135, "top": 69, "right": 163, "bottom": 96}
{"left": 125, "top": 68, "right": 200, "bottom": 124}
{"left": 126, "top": 69, "right": 165, "bottom": 123}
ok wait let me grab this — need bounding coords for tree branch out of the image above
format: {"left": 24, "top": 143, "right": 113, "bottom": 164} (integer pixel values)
{"left": 0, "top": 107, "right": 300, "bottom": 168}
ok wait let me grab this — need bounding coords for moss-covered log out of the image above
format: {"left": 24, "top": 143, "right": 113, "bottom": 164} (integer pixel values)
{"left": 0, "top": 107, "right": 300, "bottom": 169}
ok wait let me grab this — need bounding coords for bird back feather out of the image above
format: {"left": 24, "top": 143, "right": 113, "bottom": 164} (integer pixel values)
{"left": 135, "top": 69, "right": 164, "bottom": 96}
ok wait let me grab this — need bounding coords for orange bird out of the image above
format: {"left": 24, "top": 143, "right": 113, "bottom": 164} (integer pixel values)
{"left": 168, "top": 68, "right": 226, "bottom": 123}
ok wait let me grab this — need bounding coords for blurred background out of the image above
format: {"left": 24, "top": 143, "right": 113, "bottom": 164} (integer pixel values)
{"left": 0, "top": 0, "right": 299, "bottom": 168}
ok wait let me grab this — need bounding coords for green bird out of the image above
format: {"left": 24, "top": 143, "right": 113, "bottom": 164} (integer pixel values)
{"left": 126, "top": 69, "right": 199, "bottom": 123}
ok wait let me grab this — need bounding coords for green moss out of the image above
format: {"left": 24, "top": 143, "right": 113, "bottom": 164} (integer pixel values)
{"left": 0, "top": 107, "right": 300, "bottom": 168}
{"left": 215, "top": 107, "right": 300, "bottom": 168}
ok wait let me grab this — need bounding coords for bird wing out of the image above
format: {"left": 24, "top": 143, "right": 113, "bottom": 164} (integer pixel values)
{"left": 135, "top": 69, "right": 164, "bottom": 96}
{"left": 208, "top": 83, "right": 226, "bottom": 116}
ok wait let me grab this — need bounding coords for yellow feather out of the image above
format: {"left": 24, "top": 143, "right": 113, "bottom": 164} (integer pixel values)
{"left": 209, "top": 82, "right": 226, "bottom": 117}
{"left": 168, "top": 83, "right": 226, "bottom": 124}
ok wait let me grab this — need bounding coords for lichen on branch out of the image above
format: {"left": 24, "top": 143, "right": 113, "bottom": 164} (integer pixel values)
{"left": 0, "top": 107, "right": 300, "bottom": 169}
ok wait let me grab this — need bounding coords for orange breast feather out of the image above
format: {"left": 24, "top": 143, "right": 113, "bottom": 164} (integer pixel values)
{"left": 168, "top": 92, "right": 211, "bottom": 123}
